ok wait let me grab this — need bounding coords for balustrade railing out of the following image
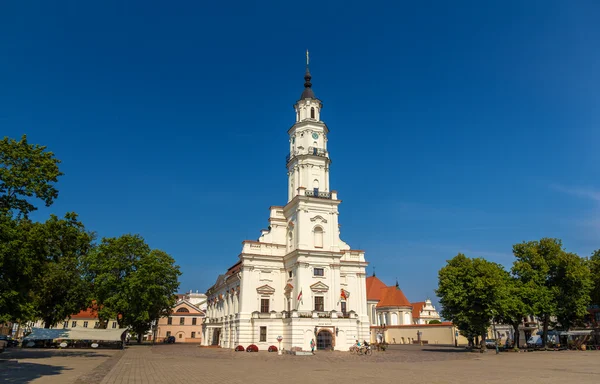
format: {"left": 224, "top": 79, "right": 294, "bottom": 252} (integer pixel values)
{"left": 286, "top": 147, "right": 328, "bottom": 163}
{"left": 305, "top": 190, "right": 331, "bottom": 199}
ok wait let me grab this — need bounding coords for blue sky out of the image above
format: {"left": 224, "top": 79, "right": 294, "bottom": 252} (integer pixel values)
{"left": 1, "top": 1, "right": 599, "bottom": 304}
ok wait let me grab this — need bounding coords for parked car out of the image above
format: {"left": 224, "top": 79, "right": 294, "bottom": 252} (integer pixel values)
{"left": 527, "top": 335, "right": 556, "bottom": 348}
{"left": 164, "top": 336, "right": 176, "bottom": 344}
{"left": 484, "top": 339, "right": 497, "bottom": 349}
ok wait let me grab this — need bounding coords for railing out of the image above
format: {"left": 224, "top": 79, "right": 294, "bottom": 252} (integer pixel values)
{"left": 286, "top": 147, "right": 328, "bottom": 163}
{"left": 305, "top": 190, "right": 331, "bottom": 199}
{"left": 308, "top": 147, "right": 327, "bottom": 157}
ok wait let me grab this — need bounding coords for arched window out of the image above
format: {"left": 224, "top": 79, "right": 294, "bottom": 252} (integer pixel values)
{"left": 313, "top": 179, "right": 319, "bottom": 195}
{"left": 176, "top": 307, "right": 190, "bottom": 313}
{"left": 314, "top": 226, "right": 323, "bottom": 248}
{"left": 311, "top": 107, "right": 315, "bottom": 119}
{"left": 391, "top": 313, "right": 398, "bottom": 325}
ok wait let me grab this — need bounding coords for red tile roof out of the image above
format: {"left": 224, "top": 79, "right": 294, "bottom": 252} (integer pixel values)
{"left": 71, "top": 307, "right": 99, "bottom": 319}
{"left": 376, "top": 286, "right": 411, "bottom": 308}
{"left": 412, "top": 301, "right": 426, "bottom": 319}
{"left": 365, "top": 276, "right": 387, "bottom": 301}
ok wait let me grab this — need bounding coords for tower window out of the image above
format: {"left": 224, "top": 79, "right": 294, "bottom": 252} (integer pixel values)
{"left": 314, "top": 227, "right": 323, "bottom": 248}
{"left": 311, "top": 107, "right": 315, "bottom": 119}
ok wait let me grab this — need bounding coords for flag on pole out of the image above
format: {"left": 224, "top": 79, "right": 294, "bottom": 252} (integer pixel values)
{"left": 340, "top": 289, "right": 348, "bottom": 300}
{"left": 297, "top": 289, "right": 303, "bottom": 302}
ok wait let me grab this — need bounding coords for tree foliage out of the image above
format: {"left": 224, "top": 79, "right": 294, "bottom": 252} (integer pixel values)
{"left": 436, "top": 253, "right": 507, "bottom": 345}
{"left": 86, "top": 235, "right": 181, "bottom": 340}
{"left": 0, "top": 135, "right": 63, "bottom": 217}
{"left": 590, "top": 249, "right": 600, "bottom": 307}
{"left": 126, "top": 250, "right": 181, "bottom": 342}
{"left": 512, "top": 238, "right": 592, "bottom": 345}
{"left": 1, "top": 135, "right": 181, "bottom": 334}
{"left": 0, "top": 216, "right": 43, "bottom": 322}
{"left": 30, "top": 213, "right": 95, "bottom": 328}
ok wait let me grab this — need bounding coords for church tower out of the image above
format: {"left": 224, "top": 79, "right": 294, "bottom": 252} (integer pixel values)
{"left": 284, "top": 54, "right": 344, "bottom": 253}
{"left": 204, "top": 53, "right": 370, "bottom": 352}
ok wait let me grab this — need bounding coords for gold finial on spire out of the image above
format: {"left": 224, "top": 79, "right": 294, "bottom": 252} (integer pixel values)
{"left": 306, "top": 49, "right": 310, "bottom": 66}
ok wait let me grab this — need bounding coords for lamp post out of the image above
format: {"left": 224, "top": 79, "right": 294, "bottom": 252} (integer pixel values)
{"left": 277, "top": 335, "right": 283, "bottom": 355}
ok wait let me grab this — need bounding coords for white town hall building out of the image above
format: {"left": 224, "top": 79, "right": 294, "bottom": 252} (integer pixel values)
{"left": 203, "top": 61, "right": 370, "bottom": 351}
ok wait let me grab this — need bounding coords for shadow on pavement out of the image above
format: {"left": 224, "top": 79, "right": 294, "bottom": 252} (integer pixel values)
{"left": 0, "top": 361, "right": 70, "bottom": 384}
{"left": 420, "top": 347, "right": 472, "bottom": 353}
{"left": 1, "top": 349, "right": 112, "bottom": 359}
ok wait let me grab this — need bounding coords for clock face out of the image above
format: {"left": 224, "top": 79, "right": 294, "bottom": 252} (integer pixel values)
{"left": 312, "top": 133, "right": 319, "bottom": 140}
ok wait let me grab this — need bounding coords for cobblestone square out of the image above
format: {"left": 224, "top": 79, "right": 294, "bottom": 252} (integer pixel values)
{"left": 1, "top": 344, "right": 599, "bottom": 383}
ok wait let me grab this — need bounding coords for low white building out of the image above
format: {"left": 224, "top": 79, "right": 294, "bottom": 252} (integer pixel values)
{"left": 203, "top": 63, "right": 370, "bottom": 351}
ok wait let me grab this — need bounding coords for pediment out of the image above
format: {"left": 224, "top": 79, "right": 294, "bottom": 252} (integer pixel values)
{"left": 310, "top": 281, "right": 329, "bottom": 293}
{"left": 310, "top": 215, "right": 328, "bottom": 224}
{"left": 256, "top": 284, "right": 276, "bottom": 295}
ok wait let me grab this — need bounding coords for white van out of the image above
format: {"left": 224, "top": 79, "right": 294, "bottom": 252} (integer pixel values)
{"left": 527, "top": 335, "right": 556, "bottom": 347}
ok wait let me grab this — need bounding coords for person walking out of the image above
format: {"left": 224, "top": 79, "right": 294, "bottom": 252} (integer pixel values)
{"left": 310, "top": 338, "right": 315, "bottom": 354}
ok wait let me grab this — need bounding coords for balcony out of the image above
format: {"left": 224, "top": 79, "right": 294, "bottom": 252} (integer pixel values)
{"left": 305, "top": 190, "right": 331, "bottom": 199}
{"left": 308, "top": 147, "right": 328, "bottom": 157}
{"left": 286, "top": 147, "right": 328, "bottom": 163}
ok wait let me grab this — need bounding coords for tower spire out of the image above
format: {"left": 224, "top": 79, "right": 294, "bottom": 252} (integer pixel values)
{"left": 300, "top": 50, "right": 315, "bottom": 100}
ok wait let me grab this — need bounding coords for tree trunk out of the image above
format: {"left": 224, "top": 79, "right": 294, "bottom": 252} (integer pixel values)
{"left": 542, "top": 314, "right": 549, "bottom": 349}
{"left": 137, "top": 333, "right": 142, "bottom": 344}
{"left": 44, "top": 319, "right": 52, "bottom": 329}
{"left": 512, "top": 323, "right": 520, "bottom": 348}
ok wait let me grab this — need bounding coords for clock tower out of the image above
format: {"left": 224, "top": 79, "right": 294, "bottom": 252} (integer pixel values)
{"left": 204, "top": 55, "right": 370, "bottom": 352}
{"left": 284, "top": 61, "right": 346, "bottom": 253}
{"left": 287, "top": 64, "right": 331, "bottom": 202}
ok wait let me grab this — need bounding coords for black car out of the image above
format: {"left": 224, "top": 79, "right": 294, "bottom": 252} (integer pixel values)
{"left": 164, "top": 336, "right": 176, "bottom": 344}
{"left": 0, "top": 335, "right": 19, "bottom": 347}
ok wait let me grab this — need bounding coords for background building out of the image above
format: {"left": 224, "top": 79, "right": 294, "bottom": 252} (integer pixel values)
{"left": 153, "top": 298, "right": 205, "bottom": 343}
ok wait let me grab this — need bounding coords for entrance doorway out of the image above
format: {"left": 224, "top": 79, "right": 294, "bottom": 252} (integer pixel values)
{"left": 316, "top": 330, "right": 332, "bottom": 350}
{"left": 212, "top": 329, "right": 221, "bottom": 346}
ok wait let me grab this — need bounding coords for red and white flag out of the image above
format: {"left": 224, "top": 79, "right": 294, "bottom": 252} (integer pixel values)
{"left": 340, "top": 289, "right": 348, "bottom": 300}
{"left": 297, "top": 289, "right": 303, "bottom": 302}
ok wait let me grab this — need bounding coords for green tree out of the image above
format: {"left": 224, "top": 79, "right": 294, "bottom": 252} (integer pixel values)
{"left": 30, "top": 213, "right": 95, "bottom": 328}
{"left": 590, "top": 250, "right": 600, "bottom": 308}
{"left": 436, "top": 253, "right": 507, "bottom": 347}
{"left": 0, "top": 135, "right": 64, "bottom": 322}
{"left": 85, "top": 235, "right": 181, "bottom": 340}
{"left": 125, "top": 250, "right": 181, "bottom": 343}
{"left": 85, "top": 234, "right": 151, "bottom": 328}
{"left": 0, "top": 216, "right": 43, "bottom": 323}
{"left": 495, "top": 276, "right": 530, "bottom": 348}
{"left": 554, "top": 251, "right": 592, "bottom": 330}
{"left": 0, "top": 135, "right": 63, "bottom": 217}
{"left": 512, "top": 238, "right": 592, "bottom": 347}
{"left": 428, "top": 319, "right": 442, "bottom": 324}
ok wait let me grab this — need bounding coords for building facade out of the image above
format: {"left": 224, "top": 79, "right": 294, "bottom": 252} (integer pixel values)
{"left": 203, "top": 63, "right": 370, "bottom": 351}
{"left": 154, "top": 299, "right": 205, "bottom": 343}
{"left": 366, "top": 275, "right": 453, "bottom": 344}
